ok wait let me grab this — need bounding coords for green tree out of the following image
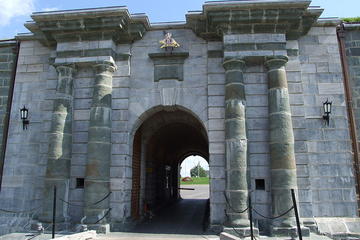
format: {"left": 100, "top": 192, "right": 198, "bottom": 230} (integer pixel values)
{"left": 342, "top": 17, "right": 360, "bottom": 22}
{"left": 190, "top": 164, "right": 208, "bottom": 177}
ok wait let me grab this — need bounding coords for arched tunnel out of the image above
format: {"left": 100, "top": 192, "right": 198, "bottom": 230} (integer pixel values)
{"left": 131, "top": 109, "right": 209, "bottom": 234}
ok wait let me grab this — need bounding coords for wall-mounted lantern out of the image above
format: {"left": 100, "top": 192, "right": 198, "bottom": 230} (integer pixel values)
{"left": 20, "top": 106, "right": 29, "bottom": 130}
{"left": 323, "top": 99, "right": 332, "bottom": 126}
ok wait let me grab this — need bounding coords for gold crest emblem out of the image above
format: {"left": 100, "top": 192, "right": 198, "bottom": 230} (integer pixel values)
{"left": 159, "top": 32, "right": 180, "bottom": 49}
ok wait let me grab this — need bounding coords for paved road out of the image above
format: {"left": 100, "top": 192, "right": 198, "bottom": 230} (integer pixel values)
{"left": 97, "top": 184, "right": 214, "bottom": 239}
{"left": 132, "top": 198, "right": 209, "bottom": 235}
{"left": 180, "top": 184, "right": 209, "bottom": 199}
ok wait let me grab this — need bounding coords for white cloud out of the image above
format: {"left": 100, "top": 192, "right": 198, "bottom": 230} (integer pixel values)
{"left": 0, "top": 0, "right": 35, "bottom": 26}
{"left": 41, "top": 7, "right": 59, "bottom": 12}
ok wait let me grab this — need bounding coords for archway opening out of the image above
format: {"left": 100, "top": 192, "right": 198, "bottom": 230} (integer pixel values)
{"left": 179, "top": 155, "right": 209, "bottom": 200}
{"left": 131, "top": 109, "right": 209, "bottom": 234}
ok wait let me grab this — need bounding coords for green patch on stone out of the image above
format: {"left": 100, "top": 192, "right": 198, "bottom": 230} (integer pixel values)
{"left": 287, "top": 49, "right": 299, "bottom": 56}
{"left": 208, "top": 50, "right": 223, "bottom": 58}
{"left": 224, "top": 43, "right": 255, "bottom": 51}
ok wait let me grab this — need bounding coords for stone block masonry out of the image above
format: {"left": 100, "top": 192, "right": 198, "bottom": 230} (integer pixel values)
{"left": 0, "top": 41, "right": 17, "bottom": 190}
{"left": 40, "top": 64, "right": 76, "bottom": 223}
{"left": 207, "top": 41, "right": 227, "bottom": 229}
{"left": 84, "top": 61, "right": 116, "bottom": 224}
{"left": 298, "top": 24, "right": 358, "bottom": 218}
{"left": 345, "top": 26, "right": 360, "bottom": 142}
{"left": 0, "top": 39, "right": 53, "bottom": 235}
{"left": 223, "top": 58, "right": 250, "bottom": 231}
{"left": 0, "top": 2, "right": 359, "bottom": 238}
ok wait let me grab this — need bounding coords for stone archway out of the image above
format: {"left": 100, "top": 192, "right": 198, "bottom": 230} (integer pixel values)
{"left": 130, "top": 108, "right": 209, "bottom": 229}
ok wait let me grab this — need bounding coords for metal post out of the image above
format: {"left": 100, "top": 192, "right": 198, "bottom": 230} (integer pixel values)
{"left": 52, "top": 186, "right": 57, "bottom": 239}
{"left": 249, "top": 195, "right": 254, "bottom": 240}
{"left": 291, "top": 189, "right": 302, "bottom": 240}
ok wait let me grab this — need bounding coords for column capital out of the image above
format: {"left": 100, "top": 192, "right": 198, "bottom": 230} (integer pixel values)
{"left": 223, "top": 58, "right": 246, "bottom": 71}
{"left": 54, "top": 64, "right": 77, "bottom": 76}
{"left": 54, "top": 64, "right": 76, "bottom": 95}
{"left": 264, "top": 55, "right": 288, "bottom": 70}
{"left": 92, "top": 60, "right": 117, "bottom": 74}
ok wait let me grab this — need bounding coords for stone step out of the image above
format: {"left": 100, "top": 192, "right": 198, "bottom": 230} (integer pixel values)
{"left": 221, "top": 232, "right": 333, "bottom": 240}
{"left": 95, "top": 232, "right": 334, "bottom": 240}
{"left": 96, "top": 233, "right": 219, "bottom": 240}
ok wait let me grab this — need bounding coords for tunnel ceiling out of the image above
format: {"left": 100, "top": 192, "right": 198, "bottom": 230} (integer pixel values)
{"left": 139, "top": 110, "right": 209, "bottom": 165}
{"left": 150, "top": 122, "right": 208, "bottom": 164}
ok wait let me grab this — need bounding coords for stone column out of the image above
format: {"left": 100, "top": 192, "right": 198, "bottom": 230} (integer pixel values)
{"left": 84, "top": 60, "right": 116, "bottom": 224}
{"left": 223, "top": 58, "right": 250, "bottom": 234}
{"left": 40, "top": 64, "right": 76, "bottom": 222}
{"left": 265, "top": 56, "right": 297, "bottom": 233}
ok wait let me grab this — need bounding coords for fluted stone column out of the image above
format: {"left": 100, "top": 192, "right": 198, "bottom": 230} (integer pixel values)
{"left": 40, "top": 64, "right": 76, "bottom": 222}
{"left": 84, "top": 61, "right": 116, "bottom": 224}
{"left": 265, "top": 56, "right": 297, "bottom": 233}
{"left": 223, "top": 58, "right": 250, "bottom": 233}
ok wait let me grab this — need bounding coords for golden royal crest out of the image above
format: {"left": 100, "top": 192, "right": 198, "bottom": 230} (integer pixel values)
{"left": 159, "top": 32, "right": 180, "bottom": 49}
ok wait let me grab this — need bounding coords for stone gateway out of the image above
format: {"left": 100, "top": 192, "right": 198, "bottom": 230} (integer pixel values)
{"left": 0, "top": 0, "right": 360, "bottom": 238}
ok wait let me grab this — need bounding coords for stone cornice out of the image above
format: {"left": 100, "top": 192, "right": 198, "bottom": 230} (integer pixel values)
{"left": 148, "top": 52, "right": 189, "bottom": 62}
{"left": 315, "top": 18, "right": 341, "bottom": 27}
{"left": 343, "top": 23, "right": 360, "bottom": 31}
{"left": 186, "top": 0, "right": 323, "bottom": 41}
{"left": 25, "top": 6, "right": 150, "bottom": 46}
{"left": 19, "top": 1, "right": 325, "bottom": 45}
{"left": 0, "top": 40, "right": 17, "bottom": 47}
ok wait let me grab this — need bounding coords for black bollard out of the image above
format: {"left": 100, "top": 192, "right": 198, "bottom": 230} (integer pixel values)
{"left": 291, "top": 189, "right": 302, "bottom": 240}
{"left": 52, "top": 186, "right": 57, "bottom": 239}
{"left": 249, "top": 195, "right": 254, "bottom": 240}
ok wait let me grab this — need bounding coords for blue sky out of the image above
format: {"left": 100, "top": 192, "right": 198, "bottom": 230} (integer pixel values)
{"left": 0, "top": 0, "right": 359, "bottom": 39}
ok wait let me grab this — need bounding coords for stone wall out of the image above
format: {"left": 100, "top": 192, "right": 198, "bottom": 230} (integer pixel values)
{"left": 345, "top": 25, "right": 360, "bottom": 141}
{"left": 297, "top": 24, "right": 357, "bottom": 217}
{"left": 344, "top": 25, "right": 360, "bottom": 209}
{"left": 0, "top": 41, "right": 16, "bottom": 186}
{"left": 245, "top": 63, "right": 271, "bottom": 229}
{"left": 0, "top": 40, "right": 53, "bottom": 234}
{"left": 126, "top": 29, "right": 213, "bottom": 225}
{"left": 0, "top": 41, "right": 17, "bottom": 234}
{"left": 207, "top": 41, "right": 226, "bottom": 228}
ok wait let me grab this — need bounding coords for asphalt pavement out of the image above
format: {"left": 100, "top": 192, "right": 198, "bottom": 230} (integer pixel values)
{"left": 180, "top": 184, "right": 209, "bottom": 199}
{"left": 113, "top": 184, "right": 213, "bottom": 239}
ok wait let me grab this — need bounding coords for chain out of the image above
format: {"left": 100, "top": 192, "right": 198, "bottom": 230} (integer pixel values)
{"left": 94, "top": 208, "right": 111, "bottom": 224}
{"left": 59, "top": 192, "right": 112, "bottom": 207}
{"left": 223, "top": 192, "right": 249, "bottom": 214}
{"left": 252, "top": 206, "right": 294, "bottom": 220}
{"left": 0, "top": 205, "right": 42, "bottom": 214}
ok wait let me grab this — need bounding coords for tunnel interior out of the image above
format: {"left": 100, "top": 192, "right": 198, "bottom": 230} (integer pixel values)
{"left": 131, "top": 109, "right": 209, "bottom": 222}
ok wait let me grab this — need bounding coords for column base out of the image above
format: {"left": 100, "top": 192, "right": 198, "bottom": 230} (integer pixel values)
{"left": 87, "top": 224, "right": 110, "bottom": 234}
{"left": 36, "top": 222, "right": 71, "bottom": 232}
{"left": 223, "top": 227, "right": 259, "bottom": 238}
{"left": 271, "top": 226, "right": 310, "bottom": 237}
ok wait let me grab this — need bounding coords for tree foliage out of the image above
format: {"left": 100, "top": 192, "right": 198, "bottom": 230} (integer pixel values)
{"left": 190, "top": 164, "right": 208, "bottom": 177}
{"left": 342, "top": 17, "right": 360, "bottom": 23}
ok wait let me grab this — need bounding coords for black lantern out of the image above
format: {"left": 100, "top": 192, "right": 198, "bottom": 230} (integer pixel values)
{"left": 20, "top": 106, "right": 29, "bottom": 130}
{"left": 323, "top": 99, "right": 332, "bottom": 126}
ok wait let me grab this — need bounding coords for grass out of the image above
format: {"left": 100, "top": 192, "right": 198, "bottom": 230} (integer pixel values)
{"left": 180, "top": 177, "right": 209, "bottom": 185}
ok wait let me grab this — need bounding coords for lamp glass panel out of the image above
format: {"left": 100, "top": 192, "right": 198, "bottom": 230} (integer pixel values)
{"left": 20, "top": 108, "right": 28, "bottom": 119}
{"left": 323, "top": 101, "right": 332, "bottom": 114}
